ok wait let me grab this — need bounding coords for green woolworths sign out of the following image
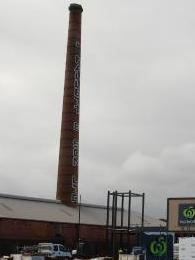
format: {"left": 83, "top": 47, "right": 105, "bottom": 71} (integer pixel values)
{"left": 149, "top": 237, "right": 167, "bottom": 257}
{"left": 143, "top": 233, "right": 173, "bottom": 260}
{"left": 178, "top": 204, "right": 195, "bottom": 225}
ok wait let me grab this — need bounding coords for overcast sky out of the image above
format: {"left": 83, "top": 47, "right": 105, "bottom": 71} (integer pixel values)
{"left": 1, "top": 0, "right": 195, "bottom": 217}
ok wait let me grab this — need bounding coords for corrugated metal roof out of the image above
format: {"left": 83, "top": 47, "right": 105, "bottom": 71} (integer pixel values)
{"left": 0, "top": 193, "right": 164, "bottom": 227}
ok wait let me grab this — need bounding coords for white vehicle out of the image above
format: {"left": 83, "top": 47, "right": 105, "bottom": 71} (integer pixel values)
{"left": 38, "top": 243, "right": 72, "bottom": 258}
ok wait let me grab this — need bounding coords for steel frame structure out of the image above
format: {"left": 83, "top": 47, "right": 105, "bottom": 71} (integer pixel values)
{"left": 106, "top": 190, "right": 145, "bottom": 256}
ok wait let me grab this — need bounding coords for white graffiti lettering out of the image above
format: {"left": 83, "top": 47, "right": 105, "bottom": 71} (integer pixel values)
{"left": 73, "top": 122, "right": 79, "bottom": 132}
{"left": 71, "top": 174, "right": 78, "bottom": 203}
{"left": 75, "top": 41, "right": 80, "bottom": 48}
{"left": 73, "top": 53, "right": 80, "bottom": 115}
{"left": 72, "top": 139, "right": 79, "bottom": 167}
{"left": 71, "top": 41, "right": 80, "bottom": 204}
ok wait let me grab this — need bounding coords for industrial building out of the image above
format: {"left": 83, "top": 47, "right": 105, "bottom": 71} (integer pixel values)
{"left": 0, "top": 3, "right": 167, "bottom": 257}
{"left": 0, "top": 193, "right": 165, "bottom": 255}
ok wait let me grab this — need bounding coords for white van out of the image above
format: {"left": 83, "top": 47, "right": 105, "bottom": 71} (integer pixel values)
{"left": 38, "top": 243, "right": 72, "bottom": 258}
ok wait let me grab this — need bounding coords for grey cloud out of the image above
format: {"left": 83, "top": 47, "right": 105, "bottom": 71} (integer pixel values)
{"left": 79, "top": 143, "right": 195, "bottom": 217}
{"left": 1, "top": 0, "right": 195, "bottom": 218}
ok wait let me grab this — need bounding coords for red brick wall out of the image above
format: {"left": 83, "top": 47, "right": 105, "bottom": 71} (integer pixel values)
{"left": 0, "top": 219, "right": 106, "bottom": 247}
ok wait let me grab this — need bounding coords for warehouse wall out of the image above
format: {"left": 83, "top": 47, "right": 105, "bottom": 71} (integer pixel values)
{"left": 0, "top": 218, "right": 140, "bottom": 256}
{"left": 0, "top": 218, "right": 106, "bottom": 250}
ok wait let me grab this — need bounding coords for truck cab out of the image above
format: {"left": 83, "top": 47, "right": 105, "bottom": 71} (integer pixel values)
{"left": 38, "top": 243, "right": 72, "bottom": 258}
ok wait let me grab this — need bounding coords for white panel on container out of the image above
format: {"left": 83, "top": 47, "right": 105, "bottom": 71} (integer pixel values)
{"left": 179, "top": 237, "right": 195, "bottom": 260}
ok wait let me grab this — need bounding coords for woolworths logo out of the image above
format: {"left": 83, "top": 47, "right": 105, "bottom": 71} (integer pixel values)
{"left": 183, "top": 206, "right": 195, "bottom": 219}
{"left": 149, "top": 237, "right": 167, "bottom": 257}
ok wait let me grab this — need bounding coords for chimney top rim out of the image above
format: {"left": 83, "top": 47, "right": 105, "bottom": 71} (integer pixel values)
{"left": 69, "top": 3, "right": 83, "bottom": 12}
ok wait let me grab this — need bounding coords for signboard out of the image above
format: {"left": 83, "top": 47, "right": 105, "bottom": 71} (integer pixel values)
{"left": 143, "top": 233, "right": 173, "bottom": 260}
{"left": 167, "top": 198, "right": 195, "bottom": 232}
{"left": 178, "top": 204, "right": 195, "bottom": 226}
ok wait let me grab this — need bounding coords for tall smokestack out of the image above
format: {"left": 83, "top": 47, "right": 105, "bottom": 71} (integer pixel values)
{"left": 56, "top": 3, "right": 83, "bottom": 206}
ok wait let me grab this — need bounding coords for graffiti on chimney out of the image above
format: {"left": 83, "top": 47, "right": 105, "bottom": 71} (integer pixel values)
{"left": 71, "top": 40, "right": 80, "bottom": 204}
{"left": 71, "top": 174, "right": 78, "bottom": 203}
{"left": 73, "top": 46, "right": 80, "bottom": 115}
{"left": 73, "top": 121, "right": 79, "bottom": 132}
{"left": 72, "top": 139, "right": 79, "bottom": 167}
